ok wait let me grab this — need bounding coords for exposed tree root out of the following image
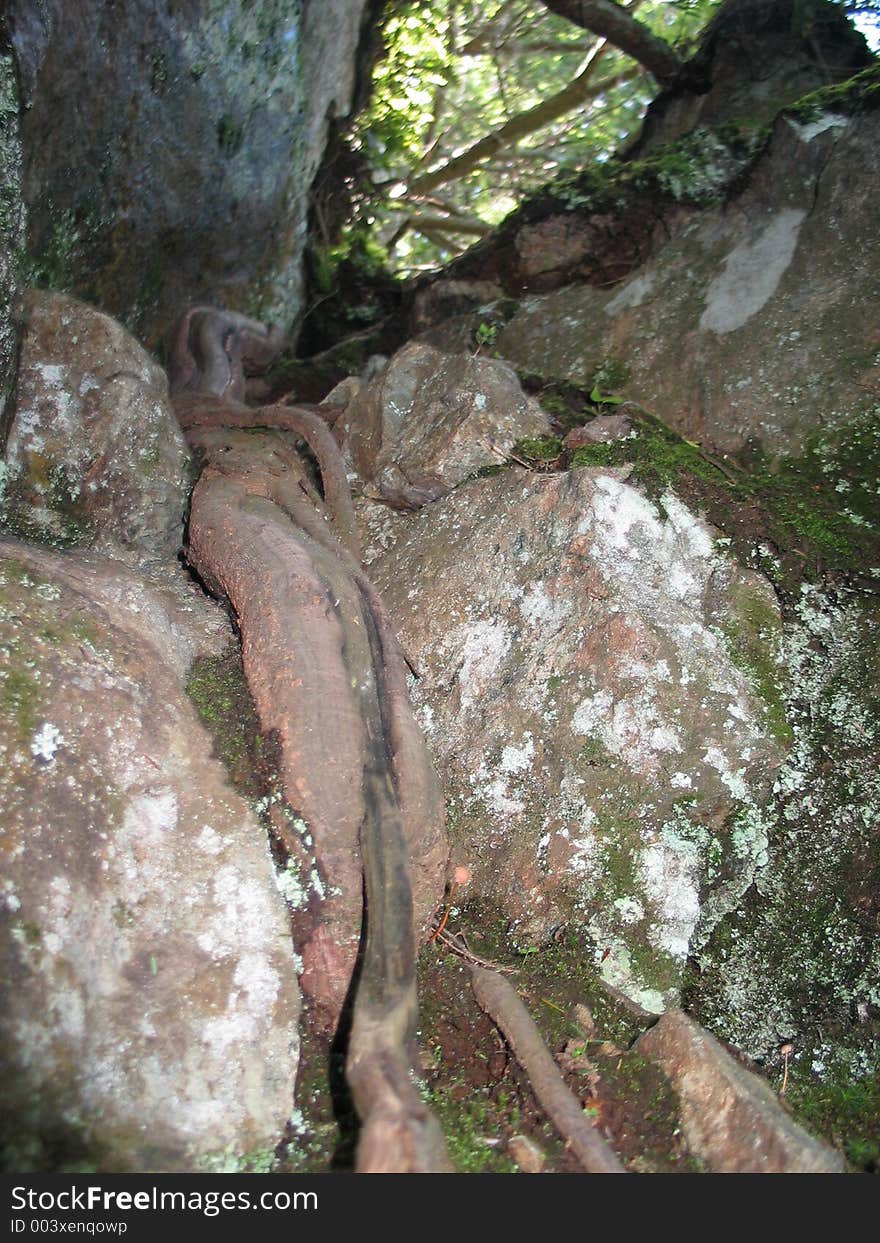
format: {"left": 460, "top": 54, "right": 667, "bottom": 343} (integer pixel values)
{"left": 171, "top": 306, "right": 449, "bottom": 1171}
{"left": 470, "top": 965, "right": 626, "bottom": 1174}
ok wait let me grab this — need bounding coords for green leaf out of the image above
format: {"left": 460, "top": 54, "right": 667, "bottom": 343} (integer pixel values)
{"left": 590, "top": 384, "right": 625, "bottom": 405}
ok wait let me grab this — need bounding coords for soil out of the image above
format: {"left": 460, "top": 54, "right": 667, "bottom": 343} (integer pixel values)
{"left": 283, "top": 902, "right": 702, "bottom": 1174}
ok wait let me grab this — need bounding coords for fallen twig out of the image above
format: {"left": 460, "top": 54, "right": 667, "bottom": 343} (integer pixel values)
{"left": 433, "top": 927, "right": 517, "bottom": 974}
{"left": 470, "top": 966, "right": 626, "bottom": 1174}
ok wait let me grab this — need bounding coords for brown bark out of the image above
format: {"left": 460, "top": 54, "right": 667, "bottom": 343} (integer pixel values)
{"left": 178, "top": 402, "right": 447, "bottom": 1171}
{"left": 172, "top": 304, "right": 448, "bottom": 1165}
{"left": 175, "top": 394, "right": 361, "bottom": 560}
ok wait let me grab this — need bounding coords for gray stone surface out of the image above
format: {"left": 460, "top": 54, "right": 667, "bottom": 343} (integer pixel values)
{"left": 0, "top": 539, "right": 300, "bottom": 1172}
{"left": 341, "top": 341, "right": 552, "bottom": 508}
{"left": 4, "top": 0, "right": 369, "bottom": 342}
{"left": 1, "top": 290, "right": 190, "bottom": 555}
{"left": 361, "top": 466, "right": 788, "bottom": 1012}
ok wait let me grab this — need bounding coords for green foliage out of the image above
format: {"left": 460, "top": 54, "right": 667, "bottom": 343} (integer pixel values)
{"left": 474, "top": 321, "right": 498, "bottom": 350}
{"left": 351, "top": 0, "right": 723, "bottom": 271}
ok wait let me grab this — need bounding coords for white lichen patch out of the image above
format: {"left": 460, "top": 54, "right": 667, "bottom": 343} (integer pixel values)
{"left": 786, "top": 112, "right": 849, "bottom": 144}
{"left": 639, "top": 835, "right": 702, "bottom": 960}
{"left": 694, "top": 584, "right": 880, "bottom": 1059}
{"left": 29, "top": 722, "right": 65, "bottom": 764}
{"left": 455, "top": 616, "right": 512, "bottom": 712}
{"left": 699, "top": 208, "right": 806, "bottom": 335}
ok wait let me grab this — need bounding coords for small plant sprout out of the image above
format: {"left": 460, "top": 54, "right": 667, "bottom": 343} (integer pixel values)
{"left": 474, "top": 322, "right": 498, "bottom": 355}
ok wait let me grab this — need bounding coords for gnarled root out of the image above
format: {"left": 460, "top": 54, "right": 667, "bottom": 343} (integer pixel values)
{"left": 182, "top": 409, "right": 448, "bottom": 1170}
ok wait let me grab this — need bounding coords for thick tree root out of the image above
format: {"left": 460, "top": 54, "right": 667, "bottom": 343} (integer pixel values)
{"left": 178, "top": 392, "right": 448, "bottom": 1171}
{"left": 470, "top": 966, "right": 626, "bottom": 1174}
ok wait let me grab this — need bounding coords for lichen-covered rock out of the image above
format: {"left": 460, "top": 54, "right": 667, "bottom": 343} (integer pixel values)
{"left": 0, "top": 540, "right": 300, "bottom": 1172}
{"left": 0, "top": 47, "right": 25, "bottom": 421}
{"left": 692, "top": 585, "right": 880, "bottom": 1063}
{"left": 362, "top": 466, "right": 789, "bottom": 1013}
{"left": 1, "top": 290, "right": 190, "bottom": 554}
{"left": 637, "top": 1010, "right": 845, "bottom": 1172}
{"left": 4, "top": 0, "right": 369, "bottom": 341}
{"left": 341, "top": 341, "right": 551, "bottom": 508}
{"left": 495, "top": 104, "right": 880, "bottom": 458}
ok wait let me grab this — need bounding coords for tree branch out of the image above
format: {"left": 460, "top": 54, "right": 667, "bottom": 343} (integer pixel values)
{"left": 540, "top": 0, "right": 681, "bottom": 83}
{"left": 407, "top": 51, "right": 637, "bottom": 197}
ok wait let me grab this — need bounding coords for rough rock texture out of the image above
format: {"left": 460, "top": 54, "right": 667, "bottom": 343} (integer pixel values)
{"left": 495, "top": 106, "right": 880, "bottom": 458}
{"left": 691, "top": 585, "right": 880, "bottom": 1063}
{"left": 637, "top": 1010, "right": 846, "bottom": 1172}
{"left": 0, "top": 47, "right": 25, "bottom": 418}
{"left": 362, "top": 466, "right": 788, "bottom": 1012}
{"left": 2, "top": 0, "right": 369, "bottom": 342}
{"left": 341, "top": 342, "right": 552, "bottom": 508}
{"left": 1, "top": 290, "right": 190, "bottom": 554}
{"left": 0, "top": 538, "right": 300, "bottom": 1173}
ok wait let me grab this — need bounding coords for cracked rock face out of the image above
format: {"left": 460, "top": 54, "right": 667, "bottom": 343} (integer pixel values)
{"left": 2, "top": 290, "right": 190, "bottom": 555}
{"left": 362, "top": 466, "right": 788, "bottom": 1013}
{"left": 0, "top": 542, "right": 300, "bottom": 1172}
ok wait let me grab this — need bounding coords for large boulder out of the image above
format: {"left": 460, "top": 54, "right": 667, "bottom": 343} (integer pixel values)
{"left": 362, "top": 465, "right": 789, "bottom": 1013}
{"left": 2, "top": 0, "right": 370, "bottom": 342}
{"left": 1, "top": 290, "right": 190, "bottom": 554}
{"left": 494, "top": 102, "right": 879, "bottom": 458}
{"left": 0, "top": 539, "right": 300, "bottom": 1172}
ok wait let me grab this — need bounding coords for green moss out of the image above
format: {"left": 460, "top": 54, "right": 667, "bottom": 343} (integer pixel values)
{"left": 544, "top": 120, "right": 767, "bottom": 218}
{"left": 564, "top": 405, "right": 880, "bottom": 584}
{"left": 512, "top": 435, "right": 563, "bottom": 464}
{"left": 422, "top": 1086, "right": 517, "bottom": 1173}
{"left": 198, "top": 1145, "right": 278, "bottom": 1174}
{"left": 19, "top": 208, "right": 81, "bottom": 291}
{"left": 567, "top": 411, "right": 726, "bottom": 495}
{"left": 786, "top": 1045, "right": 880, "bottom": 1172}
{"left": 721, "top": 581, "right": 793, "bottom": 748}
{"left": 737, "top": 410, "right": 880, "bottom": 575}
{"left": 2, "top": 668, "right": 40, "bottom": 738}
{"left": 783, "top": 63, "right": 880, "bottom": 125}
{"left": 185, "top": 647, "right": 268, "bottom": 799}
